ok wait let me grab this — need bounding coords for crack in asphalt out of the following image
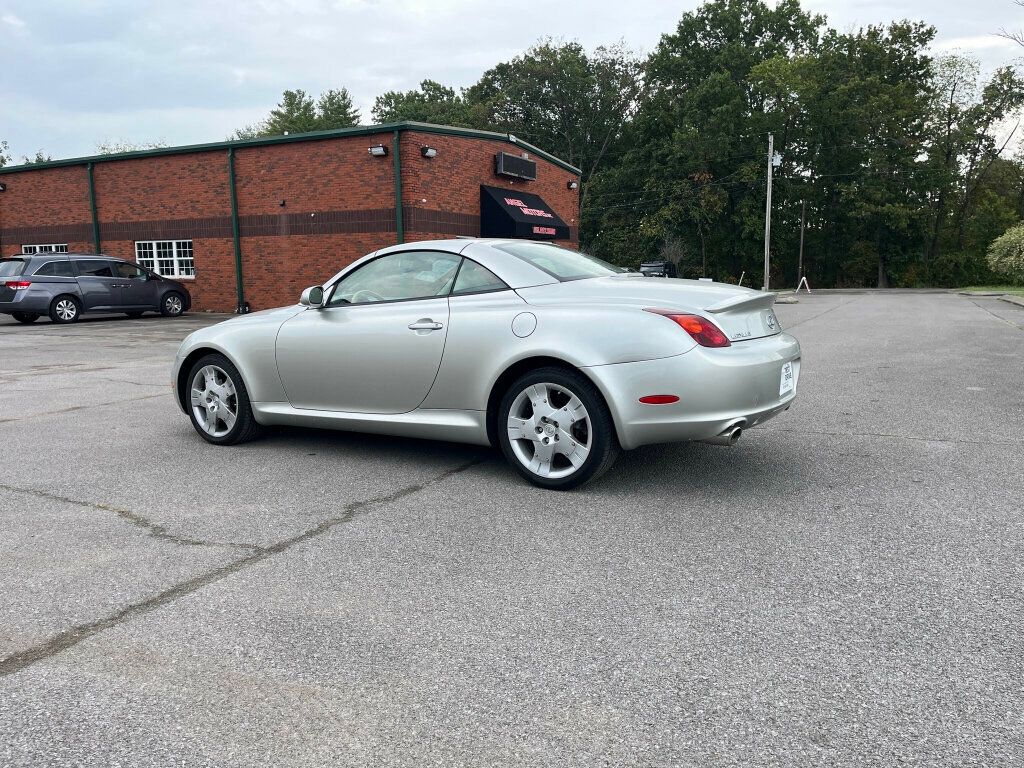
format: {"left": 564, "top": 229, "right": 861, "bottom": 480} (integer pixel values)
{"left": 0, "top": 393, "right": 168, "bottom": 424}
{"left": 0, "top": 457, "right": 484, "bottom": 680}
{"left": 0, "top": 483, "right": 260, "bottom": 551}
{"left": 783, "top": 295, "right": 864, "bottom": 330}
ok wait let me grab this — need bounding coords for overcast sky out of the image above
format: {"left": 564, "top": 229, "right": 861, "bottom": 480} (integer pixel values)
{"left": 2, "top": 0, "right": 1022, "bottom": 161}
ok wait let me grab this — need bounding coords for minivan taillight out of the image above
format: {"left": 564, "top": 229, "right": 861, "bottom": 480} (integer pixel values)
{"left": 4, "top": 280, "right": 31, "bottom": 290}
{"left": 644, "top": 308, "right": 731, "bottom": 347}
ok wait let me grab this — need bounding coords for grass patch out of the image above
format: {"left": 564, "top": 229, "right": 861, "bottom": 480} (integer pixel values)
{"left": 959, "top": 285, "right": 1024, "bottom": 296}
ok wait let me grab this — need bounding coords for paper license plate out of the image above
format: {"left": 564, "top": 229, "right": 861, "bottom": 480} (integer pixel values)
{"left": 779, "top": 362, "right": 794, "bottom": 396}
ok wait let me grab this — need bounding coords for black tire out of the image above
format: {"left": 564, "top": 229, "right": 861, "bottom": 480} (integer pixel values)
{"left": 160, "top": 292, "right": 185, "bottom": 317}
{"left": 497, "top": 366, "right": 620, "bottom": 490}
{"left": 185, "top": 353, "right": 263, "bottom": 446}
{"left": 125, "top": 311, "right": 144, "bottom": 318}
{"left": 48, "top": 295, "right": 81, "bottom": 324}
{"left": 12, "top": 312, "right": 40, "bottom": 324}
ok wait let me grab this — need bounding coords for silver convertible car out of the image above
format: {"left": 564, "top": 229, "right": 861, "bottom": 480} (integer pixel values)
{"left": 172, "top": 240, "right": 801, "bottom": 489}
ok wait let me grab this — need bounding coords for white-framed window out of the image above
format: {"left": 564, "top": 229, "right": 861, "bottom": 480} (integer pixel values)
{"left": 22, "top": 244, "right": 68, "bottom": 255}
{"left": 135, "top": 240, "right": 195, "bottom": 278}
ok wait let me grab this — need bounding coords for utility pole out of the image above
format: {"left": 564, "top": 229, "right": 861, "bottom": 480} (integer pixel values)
{"left": 763, "top": 133, "right": 774, "bottom": 291}
{"left": 797, "top": 198, "right": 806, "bottom": 284}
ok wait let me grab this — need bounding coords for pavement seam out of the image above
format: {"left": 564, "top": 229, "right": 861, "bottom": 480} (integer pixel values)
{"left": 0, "top": 483, "right": 257, "bottom": 551}
{"left": 0, "top": 457, "right": 484, "bottom": 680}
{"left": 968, "top": 298, "right": 1024, "bottom": 332}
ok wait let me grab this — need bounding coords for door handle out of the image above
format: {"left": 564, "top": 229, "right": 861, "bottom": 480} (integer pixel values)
{"left": 408, "top": 319, "right": 443, "bottom": 331}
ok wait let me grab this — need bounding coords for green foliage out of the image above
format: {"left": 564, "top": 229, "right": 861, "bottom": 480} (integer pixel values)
{"left": 96, "top": 139, "right": 168, "bottom": 154}
{"left": 987, "top": 224, "right": 1024, "bottom": 282}
{"left": 0, "top": 139, "right": 9, "bottom": 167}
{"left": 222, "top": 2, "right": 1024, "bottom": 287}
{"left": 241, "top": 88, "right": 362, "bottom": 139}
{"left": 372, "top": 80, "right": 481, "bottom": 127}
{"left": 22, "top": 150, "right": 52, "bottom": 164}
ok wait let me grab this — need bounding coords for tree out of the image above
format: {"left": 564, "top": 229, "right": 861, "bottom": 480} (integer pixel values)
{"left": 265, "top": 89, "right": 319, "bottom": 135}
{"left": 987, "top": 222, "right": 1024, "bottom": 281}
{"left": 22, "top": 150, "right": 52, "bottom": 164}
{"left": 316, "top": 88, "right": 361, "bottom": 129}
{"left": 371, "top": 80, "right": 480, "bottom": 127}
{"left": 246, "top": 87, "right": 361, "bottom": 138}
{"left": 0, "top": 139, "right": 10, "bottom": 167}
{"left": 96, "top": 139, "right": 168, "bottom": 154}
{"left": 467, "top": 40, "right": 644, "bottom": 205}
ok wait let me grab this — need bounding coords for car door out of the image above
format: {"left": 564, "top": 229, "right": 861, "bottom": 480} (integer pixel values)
{"left": 114, "top": 262, "right": 159, "bottom": 309}
{"left": 275, "top": 250, "right": 462, "bottom": 414}
{"left": 73, "top": 259, "right": 120, "bottom": 310}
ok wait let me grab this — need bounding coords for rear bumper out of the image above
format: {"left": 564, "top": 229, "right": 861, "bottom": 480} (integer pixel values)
{"left": 583, "top": 332, "right": 801, "bottom": 449}
{"left": 0, "top": 291, "right": 53, "bottom": 314}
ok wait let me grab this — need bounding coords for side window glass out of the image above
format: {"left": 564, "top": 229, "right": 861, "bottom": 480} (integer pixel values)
{"left": 452, "top": 260, "right": 508, "bottom": 295}
{"left": 73, "top": 261, "right": 114, "bottom": 278}
{"left": 116, "top": 263, "right": 147, "bottom": 279}
{"left": 329, "top": 251, "right": 461, "bottom": 306}
{"left": 35, "top": 261, "right": 76, "bottom": 277}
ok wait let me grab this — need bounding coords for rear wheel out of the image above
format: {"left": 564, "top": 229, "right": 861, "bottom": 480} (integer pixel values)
{"left": 186, "top": 353, "right": 262, "bottom": 445}
{"left": 498, "top": 366, "right": 620, "bottom": 490}
{"left": 49, "top": 295, "right": 81, "bottom": 324}
{"left": 161, "top": 292, "right": 185, "bottom": 317}
{"left": 12, "top": 312, "right": 40, "bottom": 324}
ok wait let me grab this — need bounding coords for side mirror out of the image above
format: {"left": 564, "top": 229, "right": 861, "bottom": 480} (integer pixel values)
{"left": 299, "top": 286, "right": 325, "bottom": 308}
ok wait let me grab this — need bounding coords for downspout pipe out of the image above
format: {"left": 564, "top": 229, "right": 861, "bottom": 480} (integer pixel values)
{"left": 87, "top": 163, "right": 101, "bottom": 253}
{"left": 392, "top": 129, "right": 404, "bottom": 244}
{"left": 227, "top": 148, "right": 247, "bottom": 313}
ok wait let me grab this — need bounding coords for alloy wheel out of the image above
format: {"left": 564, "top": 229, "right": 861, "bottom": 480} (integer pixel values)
{"left": 506, "top": 382, "right": 592, "bottom": 479}
{"left": 165, "top": 295, "right": 183, "bottom": 315}
{"left": 55, "top": 299, "right": 78, "bottom": 321}
{"left": 190, "top": 365, "right": 238, "bottom": 438}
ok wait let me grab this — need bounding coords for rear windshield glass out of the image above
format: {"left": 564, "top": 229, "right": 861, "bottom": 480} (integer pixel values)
{"left": 493, "top": 242, "right": 625, "bottom": 281}
{"left": 0, "top": 259, "right": 28, "bottom": 277}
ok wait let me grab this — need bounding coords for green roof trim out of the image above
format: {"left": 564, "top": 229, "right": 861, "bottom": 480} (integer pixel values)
{"left": 0, "top": 121, "right": 582, "bottom": 176}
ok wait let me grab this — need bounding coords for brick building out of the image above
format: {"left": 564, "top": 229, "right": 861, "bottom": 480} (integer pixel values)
{"left": 0, "top": 122, "right": 581, "bottom": 312}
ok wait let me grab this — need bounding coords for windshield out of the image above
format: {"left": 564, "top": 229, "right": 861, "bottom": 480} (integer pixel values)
{"left": 493, "top": 242, "right": 626, "bottom": 281}
{"left": 0, "top": 259, "right": 28, "bottom": 277}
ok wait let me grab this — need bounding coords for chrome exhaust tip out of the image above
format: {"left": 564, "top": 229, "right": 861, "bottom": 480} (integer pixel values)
{"left": 701, "top": 422, "right": 744, "bottom": 446}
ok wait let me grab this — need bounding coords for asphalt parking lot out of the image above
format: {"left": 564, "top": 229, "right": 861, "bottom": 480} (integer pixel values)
{"left": 0, "top": 291, "right": 1022, "bottom": 767}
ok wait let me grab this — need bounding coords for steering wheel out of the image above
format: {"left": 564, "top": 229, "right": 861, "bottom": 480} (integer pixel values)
{"left": 351, "top": 289, "right": 386, "bottom": 304}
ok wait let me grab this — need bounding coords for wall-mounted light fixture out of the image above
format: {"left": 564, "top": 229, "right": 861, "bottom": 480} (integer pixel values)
{"left": 0, "top": 183, "right": 6, "bottom": 192}
{"left": 567, "top": 180, "right": 579, "bottom": 190}
{"left": 420, "top": 146, "right": 437, "bottom": 159}
{"left": 368, "top": 144, "right": 388, "bottom": 157}
{"left": 278, "top": 199, "right": 286, "bottom": 207}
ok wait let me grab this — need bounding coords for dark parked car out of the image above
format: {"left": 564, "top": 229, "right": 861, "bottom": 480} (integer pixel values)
{"left": 0, "top": 253, "right": 191, "bottom": 324}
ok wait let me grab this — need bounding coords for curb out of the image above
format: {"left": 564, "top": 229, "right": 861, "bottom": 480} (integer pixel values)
{"left": 999, "top": 294, "right": 1024, "bottom": 308}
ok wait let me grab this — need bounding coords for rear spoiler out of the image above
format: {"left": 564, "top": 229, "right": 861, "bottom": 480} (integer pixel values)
{"left": 704, "top": 291, "right": 776, "bottom": 314}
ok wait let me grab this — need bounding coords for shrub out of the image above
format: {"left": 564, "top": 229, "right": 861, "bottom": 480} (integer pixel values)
{"left": 987, "top": 225, "right": 1024, "bottom": 284}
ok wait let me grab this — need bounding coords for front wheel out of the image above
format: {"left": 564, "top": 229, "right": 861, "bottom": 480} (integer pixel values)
{"left": 161, "top": 292, "right": 185, "bottom": 317}
{"left": 186, "top": 354, "right": 263, "bottom": 445}
{"left": 498, "top": 366, "right": 620, "bottom": 490}
{"left": 12, "top": 312, "right": 40, "bottom": 324}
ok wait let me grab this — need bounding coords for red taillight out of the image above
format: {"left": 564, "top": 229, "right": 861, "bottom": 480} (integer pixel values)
{"left": 644, "top": 308, "right": 731, "bottom": 347}
{"left": 4, "top": 280, "right": 31, "bottom": 290}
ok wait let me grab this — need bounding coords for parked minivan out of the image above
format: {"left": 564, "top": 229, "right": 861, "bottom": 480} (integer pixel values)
{"left": 0, "top": 254, "right": 191, "bottom": 324}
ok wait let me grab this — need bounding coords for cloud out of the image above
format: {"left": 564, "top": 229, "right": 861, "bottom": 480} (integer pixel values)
{"left": 3, "top": 0, "right": 1024, "bottom": 160}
